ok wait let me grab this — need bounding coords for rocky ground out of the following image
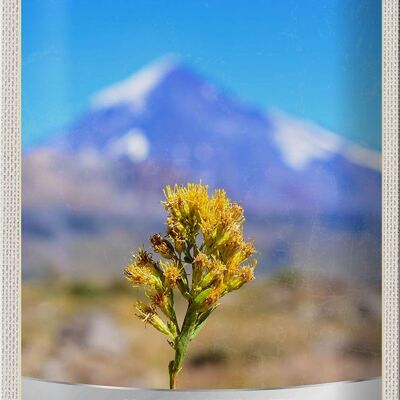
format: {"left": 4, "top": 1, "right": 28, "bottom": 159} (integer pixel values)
{"left": 22, "top": 272, "right": 381, "bottom": 389}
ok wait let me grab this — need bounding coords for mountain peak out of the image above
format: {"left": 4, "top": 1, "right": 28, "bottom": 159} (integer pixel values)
{"left": 91, "top": 56, "right": 181, "bottom": 111}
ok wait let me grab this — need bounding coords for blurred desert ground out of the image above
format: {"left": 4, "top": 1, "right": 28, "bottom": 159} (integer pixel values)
{"left": 22, "top": 271, "right": 380, "bottom": 389}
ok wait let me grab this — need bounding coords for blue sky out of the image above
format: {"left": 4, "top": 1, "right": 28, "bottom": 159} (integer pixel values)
{"left": 23, "top": 0, "right": 381, "bottom": 149}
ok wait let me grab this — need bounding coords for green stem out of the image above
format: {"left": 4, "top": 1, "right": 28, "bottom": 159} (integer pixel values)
{"left": 167, "top": 269, "right": 216, "bottom": 389}
{"left": 168, "top": 289, "right": 180, "bottom": 334}
{"left": 169, "top": 362, "right": 177, "bottom": 389}
{"left": 168, "top": 299, "right": 200, "bottom": 389}
{"left": 169, "top": 334, "right": 190, "bottom": 389}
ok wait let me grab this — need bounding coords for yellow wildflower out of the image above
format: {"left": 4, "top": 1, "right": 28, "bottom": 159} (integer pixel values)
{"left": 135, "top": 301, "right": 175, "bottom": 340}
{"left": 203, "top": 285, "right": 225, "bottom": 309}
{"left": 161, "top": 260, "right": 181, "bottom": 288}
{"left": 124, "top": 255, "right": 162, "bottom": 291}
{"left": 124, "top": 182, "right": 257, "bottom": 389}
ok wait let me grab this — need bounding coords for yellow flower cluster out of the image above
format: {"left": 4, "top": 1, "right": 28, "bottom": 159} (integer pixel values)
{"left": 162, "top": 183, "right": 256, "bottom": 302}
{"left": 124, "top": 182, "right": 257, "bottom": 389}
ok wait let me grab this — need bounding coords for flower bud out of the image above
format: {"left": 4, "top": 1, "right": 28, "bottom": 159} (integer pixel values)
{"left": 135, "top": 301, "right": 175, "bottom": 339}
{"left": 161, "top": 261, "right": 181, "bottom": 288}
{"left": 192, "top": 252, "right": 208, "bottom": 287}
{"left": 124, "top": 249, "right": 163, "bottom": 291}
{"left": 226, "top": 265, "right": 255, "bottom": 292}
{"left": 193, "top": 252, "right": 208, "bottom": 271}
{"left": 204, "top": 286, "right": 224, "bottom": 308}
{"left": 150, "top": 234, "right": 175, "bottom": 259}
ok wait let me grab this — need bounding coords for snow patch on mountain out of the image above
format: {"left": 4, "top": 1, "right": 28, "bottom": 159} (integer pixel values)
{"left": 271, "top": 112, "right": 342, "bottom": 170}
{"left": 108, "top": 129, "right": 150, "bottom": 162}
{"left": 342, "top": 143, "right": 381, "bottom": 171}
{"left": 270, "top": 111, "right": 381, "bottom": 171}
{"left": 91, "top": 57, "right": 177, "bottom": 111}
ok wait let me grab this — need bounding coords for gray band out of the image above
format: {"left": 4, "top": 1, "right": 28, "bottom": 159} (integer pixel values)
{"left": 23, "top": 377, "right": 381, "bottom": 400}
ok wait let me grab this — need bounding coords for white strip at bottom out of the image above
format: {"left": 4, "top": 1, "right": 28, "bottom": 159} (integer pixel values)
{"left": 23, "top": 377, "right": 381, "bottom": 400}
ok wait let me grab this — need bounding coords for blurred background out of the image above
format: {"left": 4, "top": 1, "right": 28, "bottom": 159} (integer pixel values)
{"left": 22, "top": 0, "right": 381, "bottom": 389}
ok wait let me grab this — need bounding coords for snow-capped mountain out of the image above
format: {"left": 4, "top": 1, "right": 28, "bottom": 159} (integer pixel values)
{"left": 23, "top": 58, "right": 381, "bottom": 280}
{"left": 52, "top": 58, "right": 380, "bottom": 217}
